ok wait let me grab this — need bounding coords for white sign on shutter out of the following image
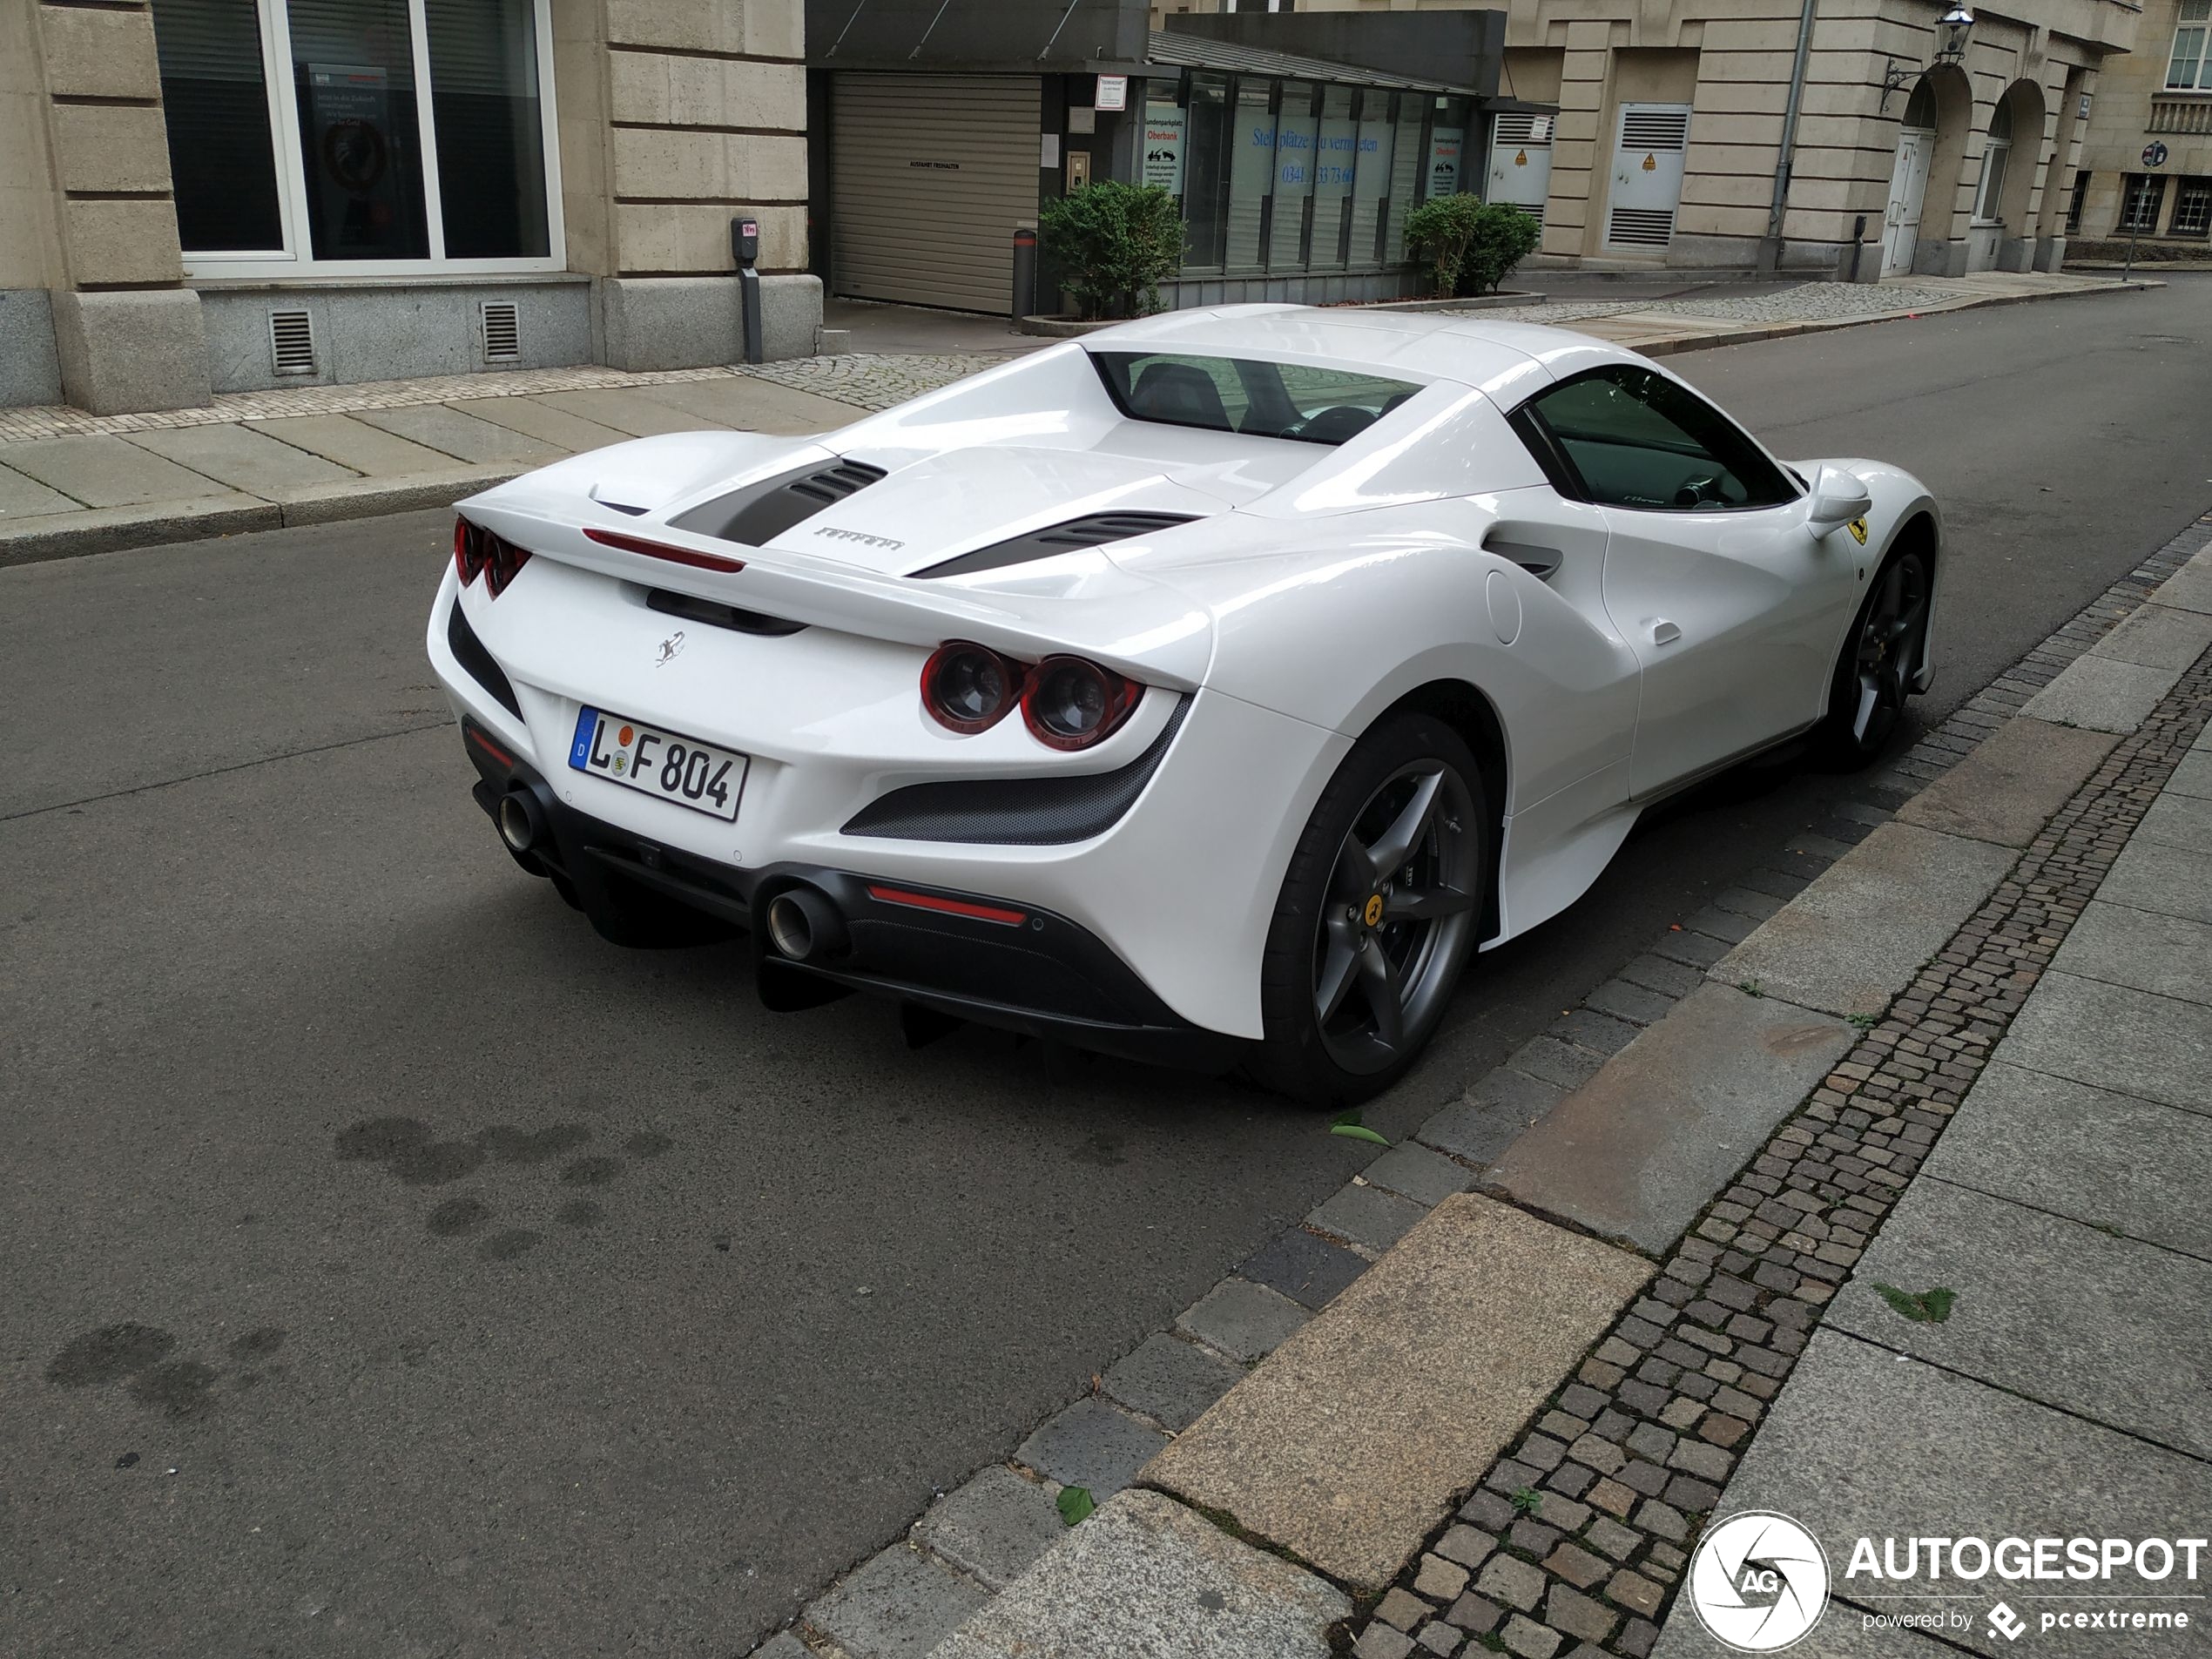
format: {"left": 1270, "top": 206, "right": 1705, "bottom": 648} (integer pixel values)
{"left": 1605, "top": 102, "right": 1691, "bottom": 251}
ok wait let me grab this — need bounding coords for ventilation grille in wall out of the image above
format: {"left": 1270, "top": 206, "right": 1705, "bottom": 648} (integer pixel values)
{"left": 1620, "top": 108, "right": 1691, "bottom": 152}
{"left": 481, "top": 301, "right": 521, "bottom": 363}
{"left": 1494, "top": 114, "right": 1554, "bottom": 145}
{"left": 1515, "top": 203, "right": 1548, "bottom": 231}
{"left": 268, "top": 310, "right": 315, "bottom": 376}
{"left": 1606, "top": 206, "right": 1676, "bottom": 247}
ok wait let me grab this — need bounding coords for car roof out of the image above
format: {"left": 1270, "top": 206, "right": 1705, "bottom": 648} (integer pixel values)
{"left": 1082, "top": 304, "right": 1636, "bottom": 398}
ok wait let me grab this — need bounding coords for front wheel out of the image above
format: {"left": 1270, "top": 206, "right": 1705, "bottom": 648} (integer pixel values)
{"left": 1248, "top": 713, "right": 1489, "bottom": 1106}
{"left": 1821, "top": 544, "right": 1932, "bottom": 765}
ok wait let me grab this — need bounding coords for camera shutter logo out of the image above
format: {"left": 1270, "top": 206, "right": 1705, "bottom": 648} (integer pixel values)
{"left": 1689, "top": 1512, "right": 1831, "bottom": 1651}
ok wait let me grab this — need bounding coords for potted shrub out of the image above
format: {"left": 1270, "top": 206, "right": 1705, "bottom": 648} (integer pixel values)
{"left": 1405, "top": 194, "right": 1541, "bottom": 298}
{"left": 1038, "top": 179, "right": 1184, "bottom": 322}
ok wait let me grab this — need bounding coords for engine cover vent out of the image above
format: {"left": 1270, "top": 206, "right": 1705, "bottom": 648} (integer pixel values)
{"left": 670, "top": 458, "right": 888, "bottom": 546}
{"left": 914, "top": 511, "right": 1197, "bottom": 579}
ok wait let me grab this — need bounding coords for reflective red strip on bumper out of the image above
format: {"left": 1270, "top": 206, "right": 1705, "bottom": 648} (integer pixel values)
{"left": 864, "top": 885, "right": 1028, "bottom": 927}
{"left": 466, "top": 725, "right": 515, "bottom": 768}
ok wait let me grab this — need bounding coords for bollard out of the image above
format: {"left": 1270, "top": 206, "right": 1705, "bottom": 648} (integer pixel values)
{"left": 1011, "top": 225, "right": 1038, "bottom": 324}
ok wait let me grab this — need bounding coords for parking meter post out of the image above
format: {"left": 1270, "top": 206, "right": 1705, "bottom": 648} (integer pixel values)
{"left": 732, "top": 213, "right": 764, "bottom": 364}
{"left": 1011, "top": 225, "right": 1038, "bottom": 323}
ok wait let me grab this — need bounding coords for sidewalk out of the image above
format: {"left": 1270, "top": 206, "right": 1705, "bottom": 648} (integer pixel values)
{"left": 0, "top": 272, "right": 2148, "bottom": 568}
{"left": 734, "top": 516, "right": 2212, "bottom": 1659}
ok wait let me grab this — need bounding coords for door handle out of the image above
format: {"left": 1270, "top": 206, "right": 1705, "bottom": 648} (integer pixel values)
{"left": 1483, "top": 534, "right": 1563, "bottom": 578}
{"left": 1649, "top": 618, "right": 1683, "bottom": 645}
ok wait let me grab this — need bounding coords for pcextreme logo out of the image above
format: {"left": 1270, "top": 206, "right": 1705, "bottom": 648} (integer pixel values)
{"left": 1689, "top": 1512, "right": 1831, "bottom": 1652}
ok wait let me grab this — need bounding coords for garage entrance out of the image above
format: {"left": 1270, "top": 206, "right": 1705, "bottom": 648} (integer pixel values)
{"left": 830, "top": 73, "right": 1042, "bottom": 314}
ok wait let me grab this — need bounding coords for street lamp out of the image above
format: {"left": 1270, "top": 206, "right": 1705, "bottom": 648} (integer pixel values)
{"left": 1935, "top": 2, "right": 1975, "bottom": 63}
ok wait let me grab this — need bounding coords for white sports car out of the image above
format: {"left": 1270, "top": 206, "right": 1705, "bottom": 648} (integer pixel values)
{"left": 429, "top": 307, "right": 1939, "bottom": 1103}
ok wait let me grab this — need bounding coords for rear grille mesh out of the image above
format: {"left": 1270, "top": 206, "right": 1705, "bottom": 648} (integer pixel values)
{"left": 914, "top": 511, "right": 1197, "bottom": 579}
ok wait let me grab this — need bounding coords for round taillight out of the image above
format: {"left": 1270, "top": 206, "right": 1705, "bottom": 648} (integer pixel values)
{"left": 453, "top": 517, "right": 487, "bottom": 585}
{"left": 1021, "top": 656, "right": 1140, "bottom": 751}
{"left": 922, "top": 641, "right": 1022, "bottom": 733}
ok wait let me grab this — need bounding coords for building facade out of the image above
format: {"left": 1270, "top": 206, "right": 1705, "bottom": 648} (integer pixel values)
{"left": 806, "top": 0, "right": 1537, "bottom": 314}
{"left": 0, "top": 0, "right": 820, "bottom": 413}
{"left": 2072, "top": 0, "right": 2212, "bottom": 248}
{"left": 1215, "top": 0, "right": 2141, "bottom": 280}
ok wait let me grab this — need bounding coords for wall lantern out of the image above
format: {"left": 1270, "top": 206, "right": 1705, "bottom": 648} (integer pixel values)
{"left": 1935, "top": 2, "right": 1975, "bottom": 63}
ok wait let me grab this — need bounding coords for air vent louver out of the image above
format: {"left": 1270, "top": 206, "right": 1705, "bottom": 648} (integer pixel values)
{"left": 269, "top": 310, "right": 315, "bottom": 376}
{"left": 670, "top": 458, "right": 888, "bottom": 546}
{"left": 1606, "top": 206, "right": 1676, "bottom": 247}
{"left": 481, "top": 300, "right": 521, "bottom": 362}
{"left": 914, "top": 511, "right": 1197, "bottom": 579}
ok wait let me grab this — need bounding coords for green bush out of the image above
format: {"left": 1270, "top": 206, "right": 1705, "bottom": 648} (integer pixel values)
{"left": 1038, "top": 180, "right": 1184, "bottom": 320}
{"left": 1404, "top": 194, "right": 1541, "bottom": 296}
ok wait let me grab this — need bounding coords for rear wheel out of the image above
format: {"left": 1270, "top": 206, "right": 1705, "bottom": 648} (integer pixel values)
{"left": 1249, "top": 713, "right": 1488, "bottom": 1106}
{"left": 1822, "top": 544, "right": 1932, "bottom": 764}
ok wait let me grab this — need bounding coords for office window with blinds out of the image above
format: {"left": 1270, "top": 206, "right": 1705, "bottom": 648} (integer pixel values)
{"left": 146, "top": 0, "right": 560, "bottom": 275}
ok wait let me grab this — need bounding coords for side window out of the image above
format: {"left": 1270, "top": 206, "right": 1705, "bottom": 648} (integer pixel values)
{"left": 1516, "top": 368, "right": 1797, "bottom": 512}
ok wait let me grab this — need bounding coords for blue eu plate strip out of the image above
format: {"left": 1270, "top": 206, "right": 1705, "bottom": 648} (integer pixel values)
{"left": 570, "top": 706, "right": 598, "bottom": 771}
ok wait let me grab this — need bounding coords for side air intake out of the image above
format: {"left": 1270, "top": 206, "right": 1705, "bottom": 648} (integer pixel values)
{"left": 913, "top": 511, "right": 1197, "bottom": 579}
{"left": 670, "top": 458, "right": 887, "bottom": 546}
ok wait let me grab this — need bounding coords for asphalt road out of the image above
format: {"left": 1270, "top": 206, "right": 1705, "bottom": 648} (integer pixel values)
{"left": 3, "top": 277, "right": 2208, "bottom": 1657}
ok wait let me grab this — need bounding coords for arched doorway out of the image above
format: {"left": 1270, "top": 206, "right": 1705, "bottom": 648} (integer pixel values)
{"left": 1984, "top": 78, "right": 2048, "bottom": 267}
{"left": 1881, "top": 79, "right": 1939, "bottom": 276}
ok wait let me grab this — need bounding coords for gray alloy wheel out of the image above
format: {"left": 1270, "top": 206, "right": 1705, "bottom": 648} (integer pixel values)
{"left": 1311, "top": 759, "right": 1480, "bottom": 1076}
{"left": 1828, "top": 546, "right": 1932, "bottom": 760}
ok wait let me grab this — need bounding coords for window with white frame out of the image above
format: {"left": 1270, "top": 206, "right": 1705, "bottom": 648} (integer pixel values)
{"left": 2175, "top": 176, "right": 2212, "bottom": 235}
{"left": 2121, "top": 172, "right": 2168, "bottom": 232}
{"left": 2168, "top": 0, "right": 2212, "bottom": 91}
{"left": 1973, "top": 99, "right": 2012, "bottom": 223}
{"left": 148, "top": 0, "right": 561, "bottom": 278}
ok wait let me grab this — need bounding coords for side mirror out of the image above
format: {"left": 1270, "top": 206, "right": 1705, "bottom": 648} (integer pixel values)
{"left": 1806, "top": 464, "right": 1873, "bottom": 533}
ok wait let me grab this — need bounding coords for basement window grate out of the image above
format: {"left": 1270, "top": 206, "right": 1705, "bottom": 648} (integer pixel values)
{"left": 481, "top": 300, "right": 521, "bottom": 362}
{"left": 268, "top": 310, "right": 315, "bottom": 376}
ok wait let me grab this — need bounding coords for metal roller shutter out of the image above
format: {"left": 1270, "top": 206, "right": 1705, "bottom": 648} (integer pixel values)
{"left": 833, "top": 73, "right": 1042, "bottom": 314}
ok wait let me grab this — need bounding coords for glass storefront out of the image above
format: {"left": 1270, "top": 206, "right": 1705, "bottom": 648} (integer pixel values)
{"left": 1143, "top": 68, "right": 1474, "bottom": 283}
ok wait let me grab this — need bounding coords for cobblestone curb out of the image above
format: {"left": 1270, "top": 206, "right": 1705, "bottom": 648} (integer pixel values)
{"left": 1340, "top": 524, "right": 2212, "bottom": 1659}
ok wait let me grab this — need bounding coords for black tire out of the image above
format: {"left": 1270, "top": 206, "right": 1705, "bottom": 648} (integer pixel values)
{"left": 1247, "top": 712, "right": 1489, "bottom": 1106}
{"left": 1820, "top": 543, "right": 1932, "bottom": 765}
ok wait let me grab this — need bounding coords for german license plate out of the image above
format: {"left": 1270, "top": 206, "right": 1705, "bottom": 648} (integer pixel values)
{"left": 568, "top": 706, "right": 745, "bottom": 822}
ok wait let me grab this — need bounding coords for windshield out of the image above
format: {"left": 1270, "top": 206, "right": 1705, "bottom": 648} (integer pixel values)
{"left": 1089, "top": 351, "right": 1420, "bottom": 446}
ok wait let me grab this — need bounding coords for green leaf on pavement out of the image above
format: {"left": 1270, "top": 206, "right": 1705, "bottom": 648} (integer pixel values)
{"left": 1330, "top": 1123, "right": 1391, "bottom": 1147}
{"left": 1056, "top": 1486, "right": 1095, "bottom": 1527}
{"left": 1872, "top": 1283, "right": 1956, "bottom": 1324}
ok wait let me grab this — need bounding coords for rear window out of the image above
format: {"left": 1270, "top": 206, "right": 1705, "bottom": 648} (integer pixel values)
{"left": 1089, "top": 351, "right": 1420, "bottom": 447}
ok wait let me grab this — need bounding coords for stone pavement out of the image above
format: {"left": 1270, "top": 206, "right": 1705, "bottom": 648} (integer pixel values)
{"left": 0, "top": 273, "right": 2147, "bottom": 568}
{"left": 731, "top": 518, "right": 2212, "bottom": 1659}
{"left": 0, "top": 354, "right": 1015, "bottom": 565}
{"left": 1437, "top": 270, "right": 2149, "bottom": 359}
{"left": 1339, "top": 523, "right": 2212, "bottom": 1659}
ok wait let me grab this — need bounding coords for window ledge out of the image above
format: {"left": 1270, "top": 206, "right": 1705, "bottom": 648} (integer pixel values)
{"left": 188, "top": 271, "right": 591, "bottom": 293}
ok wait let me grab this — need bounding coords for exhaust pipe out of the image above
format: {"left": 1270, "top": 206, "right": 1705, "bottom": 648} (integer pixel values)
{"left": 497, "top": 786, "right": 548, "bottom": 853}
{"left": 765, "top": 887, "right": 849, "bottom": 963}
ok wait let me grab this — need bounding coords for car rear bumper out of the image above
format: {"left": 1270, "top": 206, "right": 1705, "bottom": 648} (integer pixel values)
{"left": 460, "top": 721, "right": 1240, "bottom": 1071}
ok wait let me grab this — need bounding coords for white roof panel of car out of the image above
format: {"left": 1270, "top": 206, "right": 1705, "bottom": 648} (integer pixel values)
{"left": 1083, "top": 304, "right": 1639, "bottom": 400}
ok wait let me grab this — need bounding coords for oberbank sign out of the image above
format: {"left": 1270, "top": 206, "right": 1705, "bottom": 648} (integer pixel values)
{"left": 1688, "top": 1512, "right": 2207, "bottom": 1650}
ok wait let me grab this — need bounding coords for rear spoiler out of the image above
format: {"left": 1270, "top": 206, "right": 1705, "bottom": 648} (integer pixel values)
{"left": 455, "top": 487, "right": 1215, "bottom": 691}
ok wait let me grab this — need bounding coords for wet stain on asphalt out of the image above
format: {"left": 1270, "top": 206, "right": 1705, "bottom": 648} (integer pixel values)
{"left": 334, "top": 1116, "right": 671, "bottom": 1257}
{"left": 1071, "top": 1132, "right": 1128, "bottom": 1168}
{"left": 46, "top": 1323, "right": 176, "bottom": 1386}
{"left": 427, "top": 1195, "right": 493, "bottom": 1237}
{"left": 477, "top": 1229, "right": 543, "bottom": 1262}
{"left": 48, "top": 1323, "right": 287, "bottom": 1419}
